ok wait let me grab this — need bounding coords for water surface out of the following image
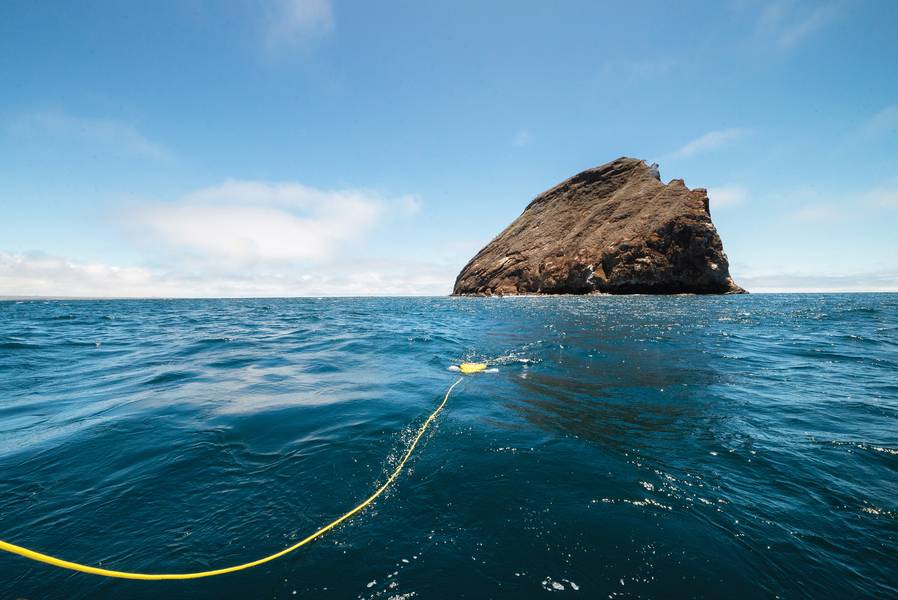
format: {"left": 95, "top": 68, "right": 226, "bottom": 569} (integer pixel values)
{"left": 1, "top": 295, "right": 896, "bottom": 598}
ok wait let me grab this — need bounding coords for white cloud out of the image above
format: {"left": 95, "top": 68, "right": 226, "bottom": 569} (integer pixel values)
{"left": 708, "top": 186, "right": 748, "bottom": 208}
{"left": 7, "top": 250, "right": 897, "bottom": 297}
{"left": 130, "top": 180, "right": 383, "bottom": 263}
{"left": 793, "top": 204, "right": 837, "bottom": 221}
{"left": 0, "top": 251, "right": 457, "bottom": 298}
{"left": 861, "top": 104, "right": 898, "bottom": 138}
{"left": 0, "top": 253, "right": 162, "bottom": 298}
{"left": 7, "top": 111, "right": 167, "bottom": 159}
{"left": 769, "top": 183, "right": 898, "bottom": 219}
{"left": 397, "top": 194, "right": 423, "bottom": 215}
{"left": 759, "top": 1, "right": 840, "bottom": 49}
{"left": 264, "top": 0, "right": 334, "bottom": 49}
{"left": 513, "top": 130, "right": 532, "bottom": 147}
{"left": 670, "top": 128, "right": 750, "bottom": 159}
{"left": 737, "top": 270, "right": 898, "bottom": 293}
{"left": 867, "top": 187, "right": 898, "bottom": 209}
{"left": 0, "top": 177, "right": 453, "bottom": 297}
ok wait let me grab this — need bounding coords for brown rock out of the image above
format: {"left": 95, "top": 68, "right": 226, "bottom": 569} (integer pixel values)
{"left": 452, "top": 157, "right": 745, "bottom": 295}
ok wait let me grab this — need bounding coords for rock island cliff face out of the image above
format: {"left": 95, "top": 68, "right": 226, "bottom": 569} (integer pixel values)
{"left": 453, "top": 157, "right": 744, "bottom": 295}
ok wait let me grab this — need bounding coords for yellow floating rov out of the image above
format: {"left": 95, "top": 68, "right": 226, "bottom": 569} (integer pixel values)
{"left": 458, "top": 362, "right": 488, "bottom": 374}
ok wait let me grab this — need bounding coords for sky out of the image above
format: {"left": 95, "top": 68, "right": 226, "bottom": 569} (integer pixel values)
{"left": 1, "top": 0, "right": 897, "bottom": 296}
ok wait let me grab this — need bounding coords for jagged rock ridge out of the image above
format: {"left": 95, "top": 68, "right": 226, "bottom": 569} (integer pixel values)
{"left": 452, "top": 157, "right": 744, "bottom": 295}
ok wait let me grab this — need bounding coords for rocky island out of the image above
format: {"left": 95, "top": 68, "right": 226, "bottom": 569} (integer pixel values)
{"left": 452, "top": 157, "right": 744, "bottom": 295}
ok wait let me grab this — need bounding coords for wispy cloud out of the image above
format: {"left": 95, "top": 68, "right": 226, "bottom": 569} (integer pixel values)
{"left": 792, "top": 204, "right": 837, "bottom": 221}
{"left": 708, "top": 186, "right": 748, "bottom": 208}
{"left": 599, "top": 57, "right": 677, "bottom": 83}
{"left": 6, "top": 111, "right": 168, "bottom": 159}
{"left": 759, "top": 1, "right": 840, "bottom": 49}
{"left": 0, "top": 252, "right": 160, "bottom": 298}
{"left": 670, "top": 128, "right": 750, "bottom": 159}
{"left": 774, "top": 183, "right": 898, "bottom": 219}
{"left": 861, "top": 104, "right": 898, "bottom": 138}
{"left": 263, "top": 0, "right": 334, "bottom": 50}
{"left": 0, "top": 251, "right": 456, "bottom": 298}
{"left": 513, "top": 130, "right": 532, "bottom": 147}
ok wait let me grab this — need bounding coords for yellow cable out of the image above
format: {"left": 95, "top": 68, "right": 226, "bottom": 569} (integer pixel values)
{"left": 0, "top": 376, "right": 465, "bottom": 580}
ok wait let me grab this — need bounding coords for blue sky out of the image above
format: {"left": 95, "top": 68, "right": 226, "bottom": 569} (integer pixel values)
{"left": 1, "top": 0, "right": 897, "bottom": 296}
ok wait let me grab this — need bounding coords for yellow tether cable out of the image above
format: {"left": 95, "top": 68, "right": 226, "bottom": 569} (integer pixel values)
{"left": 0, "top": 373, "right": 476, "bottom": 580}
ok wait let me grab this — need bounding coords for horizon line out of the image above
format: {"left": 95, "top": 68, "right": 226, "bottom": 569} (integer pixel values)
{"left": 3, "top": 290, "right": 897, "bottom": 301}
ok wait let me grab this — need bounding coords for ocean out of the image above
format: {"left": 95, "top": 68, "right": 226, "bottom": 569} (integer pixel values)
{"left": 0, "top": 295, "right": 895, "bottom": 598}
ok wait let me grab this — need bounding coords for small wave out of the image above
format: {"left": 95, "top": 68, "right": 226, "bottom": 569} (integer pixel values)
{"left": 592, "top": 497, "right": 672, "bottom": 511}
{"left": 196, "top": 336, "right": 236, "bottom": 345}
{"left": 0, "top": 341, "right": 39, "bottom": 350}
{"left": 841, "top": 306, "right": 880, "bottom": 315}
{"left": 860, "top": 506, "right": 896, "bottom": 518}
{"left": 176, "top": 337, "right": 239, "bottom": 356}
{"left": 207, "top": 356, "right": 257, "bottom": 369}
{"left": 827, "top": 440, "right": 898, "bottom": 456}
{"left": 61, "top": 340, "right": 103, "bottom": 348}
{"left": 455, "top": 353, "right": 541, "bottom": 369}
{"left": 143, "top": 370, "right": 202, "bottom": 386}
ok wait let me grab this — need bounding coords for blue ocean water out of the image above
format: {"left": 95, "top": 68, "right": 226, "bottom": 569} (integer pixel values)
{"left": 0, "top": 295, "right": 896, "bottom": 599}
